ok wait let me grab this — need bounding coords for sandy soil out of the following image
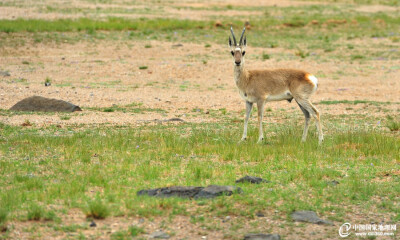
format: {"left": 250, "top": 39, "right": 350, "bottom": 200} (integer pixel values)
{"left": 1, "top": 38, "right": 399, "bottom": 127}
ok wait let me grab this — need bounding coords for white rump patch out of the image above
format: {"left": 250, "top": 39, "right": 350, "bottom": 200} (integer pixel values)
{"left": 308, "top": 75, "right": 318, "bottom": 86}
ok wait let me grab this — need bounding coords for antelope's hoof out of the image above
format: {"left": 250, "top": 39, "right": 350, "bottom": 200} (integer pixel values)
{"left": 257, "top": 138, "right": 264, "bottom": 144}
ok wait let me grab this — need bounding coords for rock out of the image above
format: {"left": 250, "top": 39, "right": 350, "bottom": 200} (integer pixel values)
{"left": 167, "top": 118, "right": 184, "bottom": 122}
{"left": 172, "top": 43, "right": 183, "bottom": 48}
{"left": 236, "top": 175, "right": 269, "bottom": 184}
{"left": 149, "top": 230, "right": 170, "bottom": 239}
{"left": 45, "top": 82, "right": 51, "bottom": 86}
{"left": 194, "top": 185, "right": 242, "bottom": 199}
{"left": 256, "top": 211, "right": 265, "bottom": 217}
{"left": 89, "top": 221, "right": 96, "bottom": 227}
{"left": 10, "top": 96, "right": 82, "bottom": 112}
{"left": 0, "top": 71, "right": 10, "bottom": 77}
{"left": 327, "top": 180, "right": 339, "bottom": 186}
{"left": 244, "top": 233, "right": 281, "bottom": 240}
{"left": 291, "top": 211, "right": 333, "bottom": 225}
{"left": 137, "top": 185, "right": 242, "bottom": 199}
{"left": 137, "top": 186, "right": 203, "bottom": 198}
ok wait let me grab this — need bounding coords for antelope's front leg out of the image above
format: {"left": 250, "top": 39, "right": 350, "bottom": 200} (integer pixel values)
{"left": 241, "top": 101, "right": 253, "bottom": 141}
{"left": 256, "top": 100, "right": 266, "bottom": 143}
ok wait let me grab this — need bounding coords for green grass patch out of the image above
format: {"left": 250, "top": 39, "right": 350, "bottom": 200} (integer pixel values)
{"left": 88, "top": 102, "right": 166, "bottom": 114}
{"left": 0, "top": 120, "right": 398, "bottom": 226}
{"left": 0, "top": 18, "right": 211, "bottom": 33}
{"left": 386, "top": 120, "right": 400, "bottom": 131}
{"left": 0, "top": 208, "right": 8, "bottom": 231}
{"left": 85, "top": 198, "right": 110, "bottom": 219}
{"left": 318, "top": 100, "right": 396, "bottom": 105}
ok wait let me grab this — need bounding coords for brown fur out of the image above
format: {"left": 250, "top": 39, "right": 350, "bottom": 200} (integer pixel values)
{"left": 230, "top": 46, "right": 324, "bottom": 144}
{"left": 237, "top": 68, "right": 315, "bottom": 100}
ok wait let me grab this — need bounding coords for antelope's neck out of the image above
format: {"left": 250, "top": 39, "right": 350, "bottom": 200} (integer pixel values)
{"left": 234, "top": 65, "right": 248, "bottom": 88}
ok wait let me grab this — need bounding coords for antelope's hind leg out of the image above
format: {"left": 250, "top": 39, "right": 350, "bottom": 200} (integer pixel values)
{"left": 296, "top": 98, "right": 324, "bottom": 144}
{"left": 256, "top": 100, "right": 266, "bottom": 143}
{"left": 296, "top": 100, "right": 311, "bottom": 142}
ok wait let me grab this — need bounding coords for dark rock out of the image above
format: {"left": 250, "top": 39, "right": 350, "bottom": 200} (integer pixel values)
{"left": 244, "top": 233, "right": 281, "bottom": 240}
{"left": 137, "top": 186, "right": 203, "bottom": 198}
{"left": 172, "top": 43, "right": 183, "bottom": 48}
{"left": 256, "top": 211, "right": 265, "bottom": 217}
{"left": 89, "top": 221, "right": 96, "bottom": 227}
{"left": 167, "top": 118, "right": 184, "bottom": 122}
{"left": 194, "top": 185, "right": 242, "bottom": 199}
{"left": 0, "top": 71, "right": 10, "bottom": 77}
{"left": 291, "top": 211, "right": 333, "bottom": 225}
{"left": 10, "top": 96, "right": 82, "bottom": 112}
{"left": 137, "top": 185, "right": 242, "bottom": 199}
{"left": 236, "top": 175, "right": 269, "bottom": 184}
{"left": 150, "top": 230, "right": 170, "bottom": 239}
{"left": 327, "top": 180, "right": 339, "bottom": 186}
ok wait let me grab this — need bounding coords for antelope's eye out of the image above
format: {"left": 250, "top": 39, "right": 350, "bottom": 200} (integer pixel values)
{"left": 242, "top": 51, "right": 246, "bottom": 56}
{"left": 231, "top": 51, "right": 234, "bottom": 56}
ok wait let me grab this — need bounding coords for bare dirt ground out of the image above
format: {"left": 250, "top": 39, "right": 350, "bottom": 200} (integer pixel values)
{"left": 1, "top": 38, "right": 399, "bottom": 127}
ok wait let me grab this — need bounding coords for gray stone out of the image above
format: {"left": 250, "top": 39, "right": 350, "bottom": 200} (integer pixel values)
{"left": 236, "top": 175, "right": 269, "bottom": 184}
{"left": 167, "top": 118, "right": 184, "bottom": 122}
{"left": 244, "top": 233, "right": 281, "bottom": 240}
{"left": 0, "top": 71, "right": 10, "bottom": 77}
{"left": 256, "top": 211, "right": 265, "bottom": 217}
{"left": 291, "top": 211, "right": 333, "bottom": 225}
{"left": 150, "top": 230, "right": 170, "bottom": 239}
{"left": 137, "top": 186, "right": 203, "bottom": 198}
{"left": 327, "top": 180, "right": 339, "bottom": 186}
{"left": 194, "top": 185, "right": 242, "bottom": 199}
{"left": 172, "top": 43, "right": 183, "bottom": 48}
{"left": 137, "top": 185, "right": 242, "bottom": 199}
{"left": 10, "top": 96, "right": 82, "bottom": 112}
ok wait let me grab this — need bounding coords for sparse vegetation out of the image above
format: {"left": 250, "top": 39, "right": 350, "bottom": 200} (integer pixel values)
{"left": 27, "top": 204, "right": 45, "bottom": 221}
{"left": 386, "top": 120, "right": 400, "bottom": 131}
{"left": 85, "top": 198, "right": 110, "bottom": 219}
{"left": 0, "top": 209, "right": 8, "bottom": 231}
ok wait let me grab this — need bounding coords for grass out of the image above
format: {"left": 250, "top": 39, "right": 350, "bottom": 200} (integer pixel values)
{"left": 318, "top": 100, "right": 396, "bottom": 105}
{"left": 111, "top": 226, "right": 145, "bottom": 239}
{"left": 0, "top": 18, "right": 211, "bottom": 33}
{"left": 88, "top": 102, "right": 166, "bottom": 114}
{"left": 27, "top": 204, "right": 45, "bottom": 221}
{"left": 0, "top": 6, "right": 399, "bottom": 63}
{"left": 0, "top": 209, "right": 7, "bottom": 231}
{"left": 386, "top": 120, "right": 400, "bottom": 131}
{"left": 85, "top": 198, "right": 110, "bottom": 219}
{"left": 0, "top": 121, "right": 399, "bottom": 227}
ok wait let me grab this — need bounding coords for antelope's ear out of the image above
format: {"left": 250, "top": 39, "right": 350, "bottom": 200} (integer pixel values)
{"left": 243, "top": 36, "right": 247, "bottom": 46}
{"left": 229, "top": 36, "right": 232, "bottom": 47}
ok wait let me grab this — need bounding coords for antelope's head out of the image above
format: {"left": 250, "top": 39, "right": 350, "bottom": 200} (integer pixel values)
{"left": 229, "top": 27, "right": 247, "bottom": 67}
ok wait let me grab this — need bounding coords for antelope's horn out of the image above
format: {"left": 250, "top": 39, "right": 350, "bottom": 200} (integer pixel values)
{"left": 230, "top": 26, "right": 237, "bottom": 46}
{"left": 239, "top": 27, "right": 246, "bottom": 46}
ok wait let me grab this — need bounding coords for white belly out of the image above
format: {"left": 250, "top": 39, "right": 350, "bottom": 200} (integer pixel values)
{"left": 266, "top": 91, "right": 293, "bottom": 102}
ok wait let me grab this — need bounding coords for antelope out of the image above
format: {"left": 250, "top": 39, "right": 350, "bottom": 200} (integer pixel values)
{"left": 229, "top": 27, "right": 324, "bottom": 144}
